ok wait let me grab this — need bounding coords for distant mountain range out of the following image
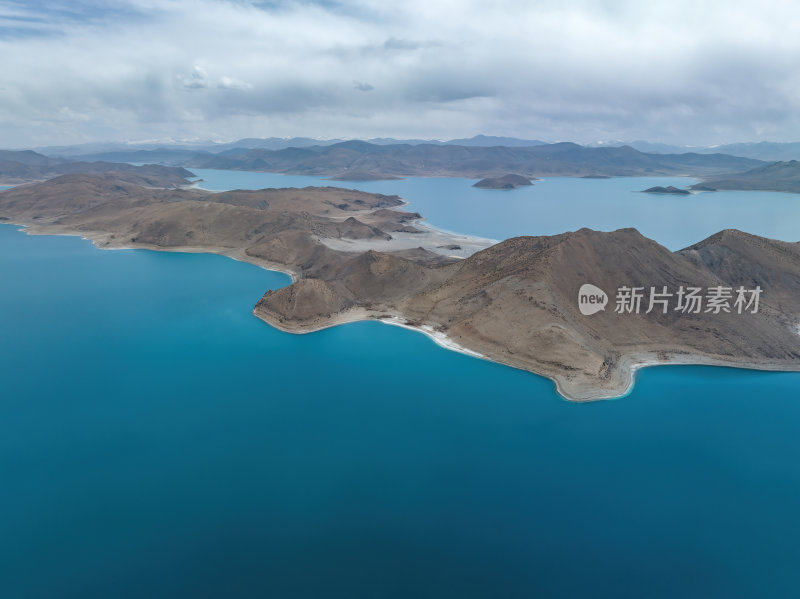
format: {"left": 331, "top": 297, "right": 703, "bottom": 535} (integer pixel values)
{"left": 591, "top": 140, "right": 800, "bottom": 162}
{"left": 31, "top": 135, "right": 549, "bottom": 160}
{"left": 182, "top": 141, "right": 762, "bottom": 179}
{"left": 7, "top": 141, "right": 797, "bottom": 189}
{"left": 697, "top": 142, "right": 800, "bottom": 162}
{"left": 27, "top": 135, "right": 800, "bottom": 177}
{"left": 30, "top": 136, "right": 800, "bottom": 164}
{"left": 0, "top": 149, "right": 193, "bottom": 186}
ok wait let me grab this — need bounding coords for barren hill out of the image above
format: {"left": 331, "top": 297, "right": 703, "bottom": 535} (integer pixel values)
{"left": 690, "top": 160, "right": 800, "bottom": 193}
{"left": 256, "top": 228, "right": 800, "bottom": 400}
{"left": 0, "top": 149, "right": 194, "bottom": 186}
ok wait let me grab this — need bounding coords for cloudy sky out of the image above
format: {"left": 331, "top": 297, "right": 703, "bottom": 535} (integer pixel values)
{"left": 1, "top": 0, "right": 798, "bottom": 147}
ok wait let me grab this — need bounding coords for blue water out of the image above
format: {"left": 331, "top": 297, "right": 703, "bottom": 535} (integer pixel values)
{"left": 193, "top": 169, "right": 800, "bottom": 250}
{"left": 3, "top": 165, "right": 800, "bottom": 598}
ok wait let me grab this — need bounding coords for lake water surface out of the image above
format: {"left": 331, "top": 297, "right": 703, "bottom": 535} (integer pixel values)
{"left": 193, "top": 169, "right": 800, "bottom": 250}
{"left": 1, "top": 169, "right": 800, "bottom": 598}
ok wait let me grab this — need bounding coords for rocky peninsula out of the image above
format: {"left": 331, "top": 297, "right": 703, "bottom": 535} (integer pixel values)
{"left": 2, "top": 169, "right": 799, "bottom": 401}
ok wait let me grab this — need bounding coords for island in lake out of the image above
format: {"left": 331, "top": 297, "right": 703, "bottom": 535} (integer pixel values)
{"left": 473, "top": 174, "right": 534, "bottom": 189}
{"left": 641, "top": 185, "right": 691, "bottom": 195}
{"left": 2, "top": 161, "right": 799, "bottom": 401}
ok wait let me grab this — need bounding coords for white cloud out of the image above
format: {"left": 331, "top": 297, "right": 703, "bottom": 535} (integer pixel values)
{"left": 0, "top": 0, "right": 799, "bottom": 146}
{"left": 179, "top": 65, "right": 209, "bottom": 89}
{"left": 218, "top": 76, "right": 254, "bottom": 90}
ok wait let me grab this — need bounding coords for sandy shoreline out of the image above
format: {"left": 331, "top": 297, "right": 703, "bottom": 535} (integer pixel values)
{"left": 249, "top": 305, "right": 483, "bottom": 359}
{"left": 376, "top": 317, "right": 485, "bottom": 358}
{"left": 11, "top": 222, "right": 302, "bottom": 283}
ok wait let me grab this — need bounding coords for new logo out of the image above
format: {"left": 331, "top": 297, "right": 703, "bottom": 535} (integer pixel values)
{"left": 578, "top": 283, "right": 608, "bottom": 315}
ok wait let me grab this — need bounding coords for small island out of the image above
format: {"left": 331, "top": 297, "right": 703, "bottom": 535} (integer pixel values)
{"left": 473, "top": 174, "right": 534, "bottom": 189}
{"left": 641, "top": 185, "right": 691, "bottom": 195}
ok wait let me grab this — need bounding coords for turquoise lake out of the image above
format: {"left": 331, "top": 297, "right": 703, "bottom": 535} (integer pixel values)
{"left": 193, "top": 169, "right": 800, "bottom": 250}
{"left": 1, "top": 170, "right": 800, "bottom": 597}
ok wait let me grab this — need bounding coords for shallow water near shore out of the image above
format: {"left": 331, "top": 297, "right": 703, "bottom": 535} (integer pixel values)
{"left": 2, "top": 221, "right": 800, "bottom": 598}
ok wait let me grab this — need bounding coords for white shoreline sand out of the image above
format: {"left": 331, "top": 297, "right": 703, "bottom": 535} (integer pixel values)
{"left": 377, "top": 317, "right": 485, "bottom": 359}
{"left": 251, "top": 307, "right": 487, "bottom": 361}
